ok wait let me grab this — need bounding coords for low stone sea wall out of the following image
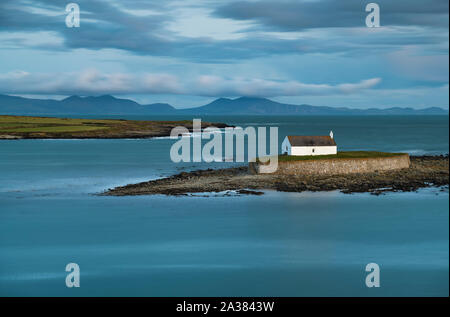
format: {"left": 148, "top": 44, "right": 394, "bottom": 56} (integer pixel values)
{"left": 249, "top": 154, "right": 411, "bottom": 175}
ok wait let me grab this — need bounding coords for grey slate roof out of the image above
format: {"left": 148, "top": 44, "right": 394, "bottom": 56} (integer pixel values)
{"left": 287, "top": 135, "right": 336, "bottom": 147}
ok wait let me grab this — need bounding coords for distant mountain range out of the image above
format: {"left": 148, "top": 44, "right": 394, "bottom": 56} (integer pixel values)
{"left": 181, "top": 97, "right": 448, "bottom": 115}
{"left": 0, "top": 94, "right": 175, "bottom": 115}
{"left": 0, "top": 94, "right": 447, "bottom": 116}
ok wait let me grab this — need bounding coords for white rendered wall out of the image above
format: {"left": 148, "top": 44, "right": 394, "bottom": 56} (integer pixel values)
{"left": 291, "top": 146, "right": 337, "bottom": 156}
{"left": 281, "top": 138, "right": 291, "bottom": 155}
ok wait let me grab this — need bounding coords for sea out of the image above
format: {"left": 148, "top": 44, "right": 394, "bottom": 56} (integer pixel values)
{"left": 0, "top": 115, "right": 448, "bottom": 296}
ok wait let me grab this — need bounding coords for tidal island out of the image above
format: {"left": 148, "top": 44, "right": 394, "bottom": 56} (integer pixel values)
{"left": 0, "top": 115, "right": 229, "bottom": 139}
{"left": 103, "top": 152, "right": 449, "bottom": 196}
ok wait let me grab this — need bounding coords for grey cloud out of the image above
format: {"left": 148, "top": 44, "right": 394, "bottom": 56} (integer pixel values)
{"left": 0, "top": 69, "right": 381, "bottom": 97}
{"left": 214, "top": 0, "right": 449, "bottom": 30}
{"left": 0, "top": 0, "right": 447, "bottom": 61}
{"left": 0, "top": 0, "right": 170, "bottom": 41}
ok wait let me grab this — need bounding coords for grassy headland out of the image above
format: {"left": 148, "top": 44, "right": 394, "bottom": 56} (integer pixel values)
{"left": 0, "top": 115, "right": 229, "bottom": 139}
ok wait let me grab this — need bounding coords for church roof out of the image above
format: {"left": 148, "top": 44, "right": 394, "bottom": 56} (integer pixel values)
{"left": 287, "top": 135, "right": 336, "bottom": 147}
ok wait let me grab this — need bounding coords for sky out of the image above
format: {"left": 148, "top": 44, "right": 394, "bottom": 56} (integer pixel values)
{"left": 0, "top": 0, "right": 448, "bottom": 109}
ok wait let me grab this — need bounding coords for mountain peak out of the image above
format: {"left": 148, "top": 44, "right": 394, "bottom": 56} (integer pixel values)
{"left": 63, "top": 95, "right": 82, "bottom": 101}
{"left": 235, "top": 96, "right": 269, "bottom": 102}
{"left": 212, "top": 97, "right": 232, "bottom": 102}
{"left": 97, "top": 94, "right": 116, "bottom": 100}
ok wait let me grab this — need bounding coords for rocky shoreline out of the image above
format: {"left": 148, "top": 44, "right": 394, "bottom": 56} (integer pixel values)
{"left": 102, "top": 155, "right": 449, "bottom": 196}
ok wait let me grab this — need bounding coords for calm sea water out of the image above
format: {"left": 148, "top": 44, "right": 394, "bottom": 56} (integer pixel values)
{"left": 0, "top": 115, "right": 448, "bottom": 296}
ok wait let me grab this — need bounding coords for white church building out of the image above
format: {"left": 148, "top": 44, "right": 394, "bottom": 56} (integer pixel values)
{"left": 281, "top": 131, "right": 337, "bottom": 156}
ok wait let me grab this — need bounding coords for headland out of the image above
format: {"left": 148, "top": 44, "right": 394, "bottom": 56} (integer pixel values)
{"left": 0, "top": 115, "right": 229, "bottom": 139}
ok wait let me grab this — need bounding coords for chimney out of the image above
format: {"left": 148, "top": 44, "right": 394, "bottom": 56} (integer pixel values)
{"left": 330, "top": 130, "right": 334, "bottom": 139}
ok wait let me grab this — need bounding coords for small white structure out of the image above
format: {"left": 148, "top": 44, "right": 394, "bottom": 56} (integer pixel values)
{"left": 281, "top": 131, "right": 337, "bottom": 156}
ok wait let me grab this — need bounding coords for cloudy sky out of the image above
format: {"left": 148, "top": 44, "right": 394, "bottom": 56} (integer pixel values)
{"left": 0, "top": 0, "right": 448, "bottom": 109}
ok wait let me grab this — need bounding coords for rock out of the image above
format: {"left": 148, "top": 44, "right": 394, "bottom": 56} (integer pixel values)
{"left": 237, "top": 189, "right": 264, "bottom": 196}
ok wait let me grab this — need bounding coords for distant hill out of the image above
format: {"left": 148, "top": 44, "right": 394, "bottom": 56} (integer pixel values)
{"left": 181, "top": 97, "right": 448, "bottom": 115}
{"left": 0, "top": 94, "right": 176, "bottom": 115}
{"left": 0, "top": 94, "right": 447, "bottom": 116}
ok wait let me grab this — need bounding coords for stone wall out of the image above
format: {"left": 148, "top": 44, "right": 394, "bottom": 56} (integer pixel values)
{"left": 249, "top": 154, "right": 410, "bottom": 175}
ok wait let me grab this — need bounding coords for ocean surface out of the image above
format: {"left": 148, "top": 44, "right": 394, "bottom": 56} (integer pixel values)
{"left": 0, "top": 115, "right": 448, "bottom": 296}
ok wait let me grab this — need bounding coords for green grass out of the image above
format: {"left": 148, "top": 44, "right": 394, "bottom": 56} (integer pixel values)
{"left": 277, "top": 151, "right": 406, "bottom": 162}
{"left": 1, "top": 125, "right": 108, "bottom": 133}
{"left": 0, "top": 116, "right": 113, "bottom": 125}
{"left": 0, "top": 116, "right": 115, "bottom": 133}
